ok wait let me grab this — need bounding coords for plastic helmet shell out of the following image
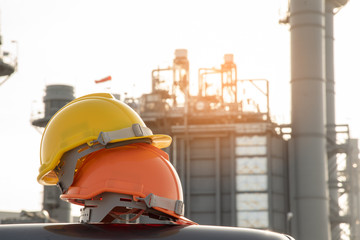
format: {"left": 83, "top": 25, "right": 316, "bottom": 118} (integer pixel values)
{"left": 61, "top": 143, "right": 183, "bottom": 220}
{"left": 38, "top": 93, "right": 172, "bottom": 185}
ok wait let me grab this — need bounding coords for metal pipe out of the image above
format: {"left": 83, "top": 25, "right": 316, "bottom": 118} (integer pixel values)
{"left": 198, "top": 68, "right": 221, "bottom": 96}
{"left": 221, "top": 68, "right": 224, "bottom": 104}
{"left": 290, "top": 0, "right": 330, "bottom": 239}
{"left": 325, "top": 1, "right": 336, "bottom": 133}
{"left": 172, "top": 135, "right": 177, "bottom": 169}
{"left": 180, "top": 138, "right": 185, "bottom": 199}
{"left": 230, "top": 132, "right": 236, "bottom": 226}
{"left": 215, "top": 137, "right": 221, "bottom": 225}
{"left": 266, "top": 81, "right": 270, "bottom": 120}
{"left": 234, "top": 67, "right": 238, "bottom": 103}
{"left": 151, "top": 67, "right": 172, "bottom": 92}
{"left": 185, "top": 136, "right": 191, "bottom": 219}
{"left": 325, "top": 1, "right": 340, "bottom": 239}
{"left": 267, "top": 134, "right": 273, "bottom": 230}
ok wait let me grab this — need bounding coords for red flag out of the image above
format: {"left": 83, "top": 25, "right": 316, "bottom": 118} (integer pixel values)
{"left": 95, "top": 76, "right": 112, "bottom": 84}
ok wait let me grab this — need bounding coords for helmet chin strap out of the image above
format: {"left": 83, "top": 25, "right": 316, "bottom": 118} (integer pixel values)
{"left": 55, "top": 143, "right": 104, "bottom": 194}
{"left": 78, "top": 192, "right": 184, "bottom": 223}
{"left": 137, "top": 193, "right": 184, "bottom": 216}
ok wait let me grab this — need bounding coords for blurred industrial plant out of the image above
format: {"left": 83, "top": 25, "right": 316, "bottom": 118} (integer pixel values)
{"left": 2, "top": 46, "right": 354, "bottom": 240}
{"left": 0, "top": 1, "right": 358, "bottom": 240}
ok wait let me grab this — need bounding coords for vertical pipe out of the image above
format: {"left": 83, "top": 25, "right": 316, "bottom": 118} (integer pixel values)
{"left": 151, "top": 69, "right": 157, "bottom": 93}
{"left": 325, "top": 1, "right": 335, "bottom": 132}
{"left": 288, "top": 139, "right": 297, "bottom": 236}
{"left": 198, "top": 70, "right": 203, "bottom": 96}
{"left": 180, "top": 138, "right": 185, "bottom": 198}
{"left": 230, "top": 132, "right": 236, "bottom": 226}
{"left": 185, "top": 136, "right": 191, "bottom": 219}
{"left": 215, "top": 137, "right": 221, "bottom": 225}
{"left": 354, "top": 140, "right": 360, "bottom": 240}
{"left": 267, "top": 134, "right": 273, "bottom": 230}
{"left": 348, "top": 139, "right": 355, "bottom": 240}
{"left": 172, "top": 135, "right": 178, "bottom": 169}
{"left": 234, "top": 67, "right": 238, "bottom": 104}
{"left": 266, "top": 80, "right": 270, "bottom": 120}
{"left": 325, "top": 2, "right": 340, "bottom": 239}
{"left": 221, "top": 70, "right": 224, "bottom": 105}
{"left": 349, "top": 139, "right": 360, "bottom": 240}
{"left": 290, "top": 0, "right": 331, "bottom": 239}
{"left": 285, "top": 138, "right": 293, "bottom": 235}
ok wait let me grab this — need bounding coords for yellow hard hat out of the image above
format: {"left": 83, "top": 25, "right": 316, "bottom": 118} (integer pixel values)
{"left": 38, "top": 93, "right": 172, "bottom": 185}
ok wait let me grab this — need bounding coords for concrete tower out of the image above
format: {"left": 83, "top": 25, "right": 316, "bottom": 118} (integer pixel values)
{"left": 32, "top": 84, "right": 75, "bottom": 223}
{"left": 289, "top": 0, "right": 330, "bottom": 239}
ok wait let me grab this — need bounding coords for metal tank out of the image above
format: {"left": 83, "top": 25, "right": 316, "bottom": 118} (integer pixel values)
{"left": 0, "top": 223, "right": 294, "bottom": 240}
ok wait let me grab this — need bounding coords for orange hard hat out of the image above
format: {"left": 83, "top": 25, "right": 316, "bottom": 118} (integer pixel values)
{"left": 61, "top": 143, "right": 194, "bottom": 224}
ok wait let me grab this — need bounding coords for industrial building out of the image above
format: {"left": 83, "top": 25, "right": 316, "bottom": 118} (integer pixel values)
{"left": 139, "top": 47, "right": 360, "bottom": 240}
{"left": 140, "top": 50, "right": 289, "bottom": 233}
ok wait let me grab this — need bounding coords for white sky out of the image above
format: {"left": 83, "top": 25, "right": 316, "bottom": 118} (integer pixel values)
{"left": 0, "top": 0, "right": 358, "bottom": 216}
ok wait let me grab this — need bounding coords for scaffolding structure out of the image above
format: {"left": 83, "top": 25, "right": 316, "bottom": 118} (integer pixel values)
{"left": 326, "top": 125, "right": 360, "bottom": 240}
